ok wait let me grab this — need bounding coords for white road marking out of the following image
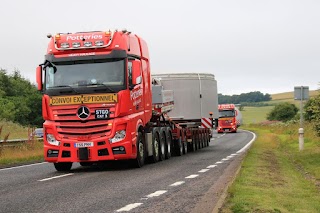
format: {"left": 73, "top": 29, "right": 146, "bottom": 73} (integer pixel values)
{"left": 198, "top": 169, "right": 209, "bottom": 173}
{"left": 216, "top": 161, "right": 223, "bottom": 164}
{"left": 227, "top": 155, "right": 234, "bottom": 158}
{"left": 116, "top": 203, "right": 143, "bottom": 212}
{"left": 146, "top": 190, "right": 167, "bottom": 198}
{"left": 231, "top": 153, "right": 238, "bottom": 156}
{"left": 185, "top": 174, "right": 199, "bottom": 179}
{"left": 38, "top": 173, "right": 74, "bottom": 182}
{"left": 170, "top": 181, "right": 185, "bottom": 187}
{"left": 207, "top": 165, "right": 217, "bottom": 168}
{"left": 0, "top": 162, "right": 47, "bottom": 171}
{"left": 222, "top": 158, "right": 229, "bottom": 161}
{"left": 236, "top": 131, "right": 256, "bottom": 153}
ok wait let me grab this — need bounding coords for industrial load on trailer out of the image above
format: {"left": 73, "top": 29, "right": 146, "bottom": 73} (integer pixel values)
{"left": 35, "top": 29, "right": 218, "bottom": 171}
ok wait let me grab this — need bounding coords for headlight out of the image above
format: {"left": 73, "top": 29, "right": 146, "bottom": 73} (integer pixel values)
{"left": 47, "top": 134, "right": 60, "bottom": 146}
{"left": 109, "top": 130, "right": 126, "bottom": 143}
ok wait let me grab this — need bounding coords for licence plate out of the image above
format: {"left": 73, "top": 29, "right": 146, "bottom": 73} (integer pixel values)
{"left": 74, "top": 142, "right": 94, "bottom": 148}
{"left": 225, "top": 129, "right": 230, "bottom": 131}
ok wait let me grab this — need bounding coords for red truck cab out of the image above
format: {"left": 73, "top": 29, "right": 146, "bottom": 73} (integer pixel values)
{"left": 36, "top": 30, "right": 152, "bottom": 170}
{"left": 217, "top": 104, "right": 238, "bottom": 133}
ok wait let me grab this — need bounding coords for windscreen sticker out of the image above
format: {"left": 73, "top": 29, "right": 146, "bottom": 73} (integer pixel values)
{"left": 50, "top": 94, "right": 118, "bottom": 106}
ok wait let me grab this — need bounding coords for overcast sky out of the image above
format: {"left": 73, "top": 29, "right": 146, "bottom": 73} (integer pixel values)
{"left": 1, "top": 0, "right": 319, "bottom": 95}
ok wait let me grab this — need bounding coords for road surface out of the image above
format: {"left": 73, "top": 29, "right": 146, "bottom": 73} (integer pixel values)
{"left": 0, "top": 130, "right": 255, "bottom": 213}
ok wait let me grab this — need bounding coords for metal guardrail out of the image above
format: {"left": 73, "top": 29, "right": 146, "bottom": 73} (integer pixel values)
{"left": 0, "top": 138, "right": 43, "bottom": 147}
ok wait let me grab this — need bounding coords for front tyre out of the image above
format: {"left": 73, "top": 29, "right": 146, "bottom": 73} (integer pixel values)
{"left": 54, "top": 162, "right": 72, "bottom": 171}
{"left": 133, "top": 132, "right": 145, "bottom": 168}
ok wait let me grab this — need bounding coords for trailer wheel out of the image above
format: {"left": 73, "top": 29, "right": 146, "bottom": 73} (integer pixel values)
{"left": 195, "top": 133, "right": 199, "bottom": 150}
{"left": 159, "top": 129, "right": 166, "bottom": 161}
{"left": 175, "top": 137, "right": 183, "bottom": 156}
{"left": 199, "top": 133, "right": 203, "bottom": 149}
{"left": 149, "top": 128, "right": 160, "bottom": 163}
{"left": 206, "top": 132, "right": 210, "bottom": 147}
{"left": 54, "top": 162, "right": 72, "bottom": 171}
{"left": 203, "top": 133, "right": 207, "bottom": 147}
{"left": 165, "top": 128, "right": 172, "bottom": 159}
{"left": 183, "top": 141, "right": 188, "bottom": 154}
{"left": 189, "top": 134, "right": 196, "bottom": 152}
{"left": 202, "top": 134, "right": 205, "bottom": 148}
{"left": 133, "top": 132, "right": 145, "bottom": 168}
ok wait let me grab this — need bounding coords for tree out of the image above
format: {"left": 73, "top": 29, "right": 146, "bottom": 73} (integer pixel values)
{"left": 0, "top": 69, "right": 43, "bottom": 127}
{"left": 218, "top": 91, "right": 271, "bottom": 104}
{"left": 304, "top": 93, "right": 320, "bottom": 135}
{"left": 267, "top": 102, "right": 299, "bottom": 122}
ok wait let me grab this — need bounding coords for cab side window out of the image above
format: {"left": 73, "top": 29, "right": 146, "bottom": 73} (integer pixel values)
{"left": 128, "top": 61, "right": 133, "bottom": 85}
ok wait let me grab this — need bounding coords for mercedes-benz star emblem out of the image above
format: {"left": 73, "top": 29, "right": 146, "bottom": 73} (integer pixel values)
{"left": 77, "top": 106, "right": 90, "bottom": 120}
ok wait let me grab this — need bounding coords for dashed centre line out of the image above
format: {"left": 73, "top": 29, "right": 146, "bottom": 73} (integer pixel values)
{"left": 207, "top": 165, "right": 217, "bottom": 168}
{"left": 116, "top": 203, "right": 143, "bottom": 212}
{"left": 38, "top": 173, "right": 74, "bottom": 182}
{"left": 198, "top": 169, "right": 209, "bottom": 173}
{"left": 146, "top": 190, "right": 167, "bottom": 198}
{"left": 170, "top": 181, "right": 185, "bottom": 187}
{"left": 185, "top": 174, "right": 199, "bottom": 179}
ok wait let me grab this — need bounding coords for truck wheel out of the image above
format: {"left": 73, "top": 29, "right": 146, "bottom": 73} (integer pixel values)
{"left": 150, "top": 129, "right": 160, "bottom": 163}
{"left": 133, "top": 132, "right": 145, "bottom": 168}
{"left": 175, "top": 137, "right": 183, "bottom": 156}
{"left": 80, "top": 162, "right": 93, "bottom": 167}
{"left": 54, "top": 162, "right": 72, "bottom": 171}
{"left": 165, "top": 128, "right": 172, "bottom": 159}
{"left": 159, "top": 129, "right": 166, "bottom": 161}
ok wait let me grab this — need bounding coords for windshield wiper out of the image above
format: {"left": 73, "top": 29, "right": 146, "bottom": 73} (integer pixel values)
{"left": 47, "top": 85, "right": 79, "bottom": 94}
{"left": 86, "top": 83, "right": 116, "bottom": 93}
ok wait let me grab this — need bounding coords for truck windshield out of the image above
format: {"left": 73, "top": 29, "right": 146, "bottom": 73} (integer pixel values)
{"left": 45, "top": 59, "right": 125, "bottom": 90}
{"left": 219, "top": 110, "right": 235, "bottom": 118}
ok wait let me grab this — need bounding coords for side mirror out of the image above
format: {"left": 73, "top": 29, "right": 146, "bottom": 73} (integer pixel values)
{"left": 131, "top": 60, "right": 142, "bottom": 85}
{"left": 36, "top": 66, "right": 43, "bottom": 91}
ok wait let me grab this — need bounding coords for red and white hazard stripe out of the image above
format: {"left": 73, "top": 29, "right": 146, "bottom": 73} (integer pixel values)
{"left": 201, "top": 118, "right": 212, "bottom": 129}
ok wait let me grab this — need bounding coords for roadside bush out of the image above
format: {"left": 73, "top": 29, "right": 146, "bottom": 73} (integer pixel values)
{"left": 267, "top": 102, "right": 299, "bottom": 122}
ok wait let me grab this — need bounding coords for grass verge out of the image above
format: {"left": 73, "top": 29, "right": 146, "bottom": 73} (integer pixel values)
{"left": 0, "top": 140, "right": 43, "bottom": 167}
{"left": 221, "top": 123, "right": 320, "bottom": 213}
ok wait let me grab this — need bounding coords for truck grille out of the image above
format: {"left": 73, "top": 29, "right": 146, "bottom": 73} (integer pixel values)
{"left": 51, "top": 105, "right": 115, "bottom": 139}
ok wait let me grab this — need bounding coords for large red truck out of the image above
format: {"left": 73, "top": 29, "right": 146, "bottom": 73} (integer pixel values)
{"left": 217, "top": 104, "right": 242, "bottom": 133}
{"left": 36, "top": 30, "right": 216, "bottom": 171}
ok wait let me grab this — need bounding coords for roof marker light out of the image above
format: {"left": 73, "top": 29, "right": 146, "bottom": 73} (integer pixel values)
{"left": 95, "top": 40, "right": 104, "bottom": 46}
{"left": 84, "top": 41, "right": 92, "bottom": 47}
{"left": 72, "top": 42, "right": 81, "bottom": 48}
{"left": 55, "top": 34, "right": 61, "bottom": 40}
{"left": 61, "top": 43, "right": 70, "bottom": 49}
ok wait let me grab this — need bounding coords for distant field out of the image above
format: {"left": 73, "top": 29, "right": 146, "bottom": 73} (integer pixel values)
{"left": 241, "top": 106, "right": 273, "bottom": 124}
{"left": 270, "top": 90, "right": 319, "bottom": 105}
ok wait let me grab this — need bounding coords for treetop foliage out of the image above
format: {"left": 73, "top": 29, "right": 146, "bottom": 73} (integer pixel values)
{"left": 0, "top": 68, "right": 42, "bottom": 127}
{"left": 218, "top": 91, "right": 271, "bottom": 104}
